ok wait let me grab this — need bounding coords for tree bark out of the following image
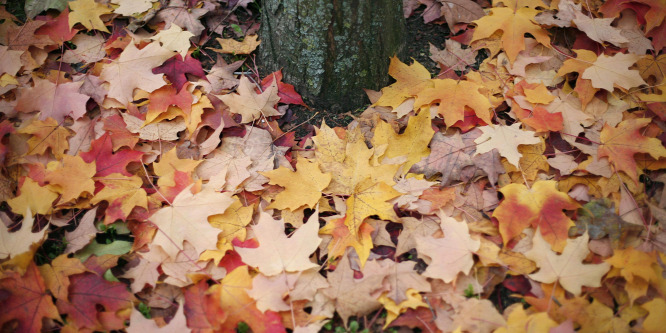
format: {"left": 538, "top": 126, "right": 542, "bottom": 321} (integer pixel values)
{"left": 259, "top": 0, "right": 405, "bottom": 112}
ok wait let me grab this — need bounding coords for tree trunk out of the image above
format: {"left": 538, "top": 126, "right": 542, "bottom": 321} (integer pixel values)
{"left": 259, "top": 0, "right": 405, "bottom": 112}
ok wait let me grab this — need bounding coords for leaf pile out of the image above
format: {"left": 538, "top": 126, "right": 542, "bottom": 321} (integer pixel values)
{"left": 1, "top": 0, "right": 666, "bottom": 332}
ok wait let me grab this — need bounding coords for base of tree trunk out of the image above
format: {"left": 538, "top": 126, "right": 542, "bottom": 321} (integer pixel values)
{"left": 259, "top": 0, "right": 405, "bottom": 112}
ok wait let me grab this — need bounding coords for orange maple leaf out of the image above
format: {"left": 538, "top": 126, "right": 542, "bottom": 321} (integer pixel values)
{"left": 598, "top": 118, "right": 666, "bottom": 184}
{"left": 493, "top": 180, "right": 579, "bottom": 251}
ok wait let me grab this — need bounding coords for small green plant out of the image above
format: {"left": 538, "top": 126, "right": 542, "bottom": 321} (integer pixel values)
{"left": 236, "top": 321, "right": 250, "bottom": 333}
{"left": 138, "top": 303, "right": 151, "bottom": 319}
{"left": 230, "top": 24, "right": 243, "bottom": 36}
{"left": 464, "top": 283, "right": 479, "bottom": 299}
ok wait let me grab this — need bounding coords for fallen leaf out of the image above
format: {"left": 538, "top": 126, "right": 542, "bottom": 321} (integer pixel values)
{"left": 474, "top": 123, "right": 541, "bottom": 168}
{"left": 525, "top": 231, "right": 610, "bottom": 296}
{"left": 494, "top": 180, "right": 579, "bottom": 251}
{"left": 218, "top": 75, "right": 281, "bottom": 123}
{"left": 416, "top": 212, "right": 480, "bottom": 283}
{"left": 99, "top": 41, "right": 175, "bottom": 105}
{"left": 261, "top": 159, "right": 331, "bottom": 211}
{"left": 211, "top": 34, "right": 261, "bottom": 54}
{"left": 235, "top": 210, "right": 321, "bottom": 276}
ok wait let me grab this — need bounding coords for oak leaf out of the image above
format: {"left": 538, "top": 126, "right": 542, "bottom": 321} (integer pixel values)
{"left": 149, "top": 187, "right": 233, "bottom": 260}
{"left": 235, "top": 211, "right": 321, "bottom": 276}
{"left": 261, "top": 159, "right": 331, "bottom": 211}
{"left": 494, "top": 180, "right": 579, "bottom": 251}
{"left": 524, "top": 231, "right": 610, "bottom": 296}
{"left": 99, "top": 41, "right": 175, "bottom": 105}
{"left": 0, "top": 262, "right": 61, "bottom": 332}
{"left": 474, "top": 123, "right": 540, "bottom": 167}
{"left": 416, "top": 212, "right": 480, "bottom": 283}
{"left": 218, "top": 75, "right": 281, "bottom": 123}
{"left": 598, "top": 118, "right": 666, "bottom": 184}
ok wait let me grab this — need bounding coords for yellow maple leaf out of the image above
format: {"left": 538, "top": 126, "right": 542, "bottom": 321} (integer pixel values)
{"left": 261, "top": 159, "right": 331, "bottom": 211}
{"left": 471, "top": 6, "right": 551, "bottom": 64}
{"left": 90, "top": 174, "right": 148, "bottom": 223}
{"left": 495, "top": 306, "right": 558, "bottom": 333}
{"left": 581, "top": 53, "right": 647, "bottom": 92}
{"left": 494, "top": 180, "right": 579, "bottom": 251}
{"left": 372, "top": 109, "right": 434, "bottom": 173}
{"left": 68, "top": 0, "right": 112, "bottom": 33}
{"left": 606, "top": 247, "right": 660, "bottom": 304}
{"left": 320, "top": 218, "right": 374, "bottom": 268}
{"left": 344, "top": 178, "right": 402, "bottom": 236}
{"left": 18, "top": 117, "right": 71, "bottom": 159}
{"left": 413, "top": 79, "right": 492, "bottom": 126}
{"left": 598, "top": 118, "right": 666, "bottom": 185}
{"left": 374, "top": 56, "right": 433, "bottom": 110}
{"left": 313, "top": 123, "right": 400, "bottom": 195}
{"left": 208, "top": 197, "right": 254, "bottom": 243}
{"left": 44, "top": 154, "right": 96, "bottom": 203}
{"left": 153, "top": 148, "right": 202, "bottom": 188}
{"left": 378, "top": 289, "right": 428, "bottom": 328}
{"left": 8, "top": 177, "right": 58, "bottom": 216}
{"left": 211, "top": 35, "right": 261, "bottom": 55}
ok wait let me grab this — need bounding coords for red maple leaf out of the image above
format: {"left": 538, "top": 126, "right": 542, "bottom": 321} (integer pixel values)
{"left": 35, "top": 8, "right": 78, "bottom": 44}
{"left": 152, "top": 53, "right": 207, "bottom": 91}
{"left": 183, "top": 280, "right": 227, "bottom": 331}
{"left": 260, "top": 70, "right": 307, "bottom": 106}
{"left": 0, "top": 262, "right": 61, "bottom": 333}
{"left": 56, "top": 255, "right": 135, "bottom": 331}
{"left": 80, "top": 132, "right": 144, "bottom": 177}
